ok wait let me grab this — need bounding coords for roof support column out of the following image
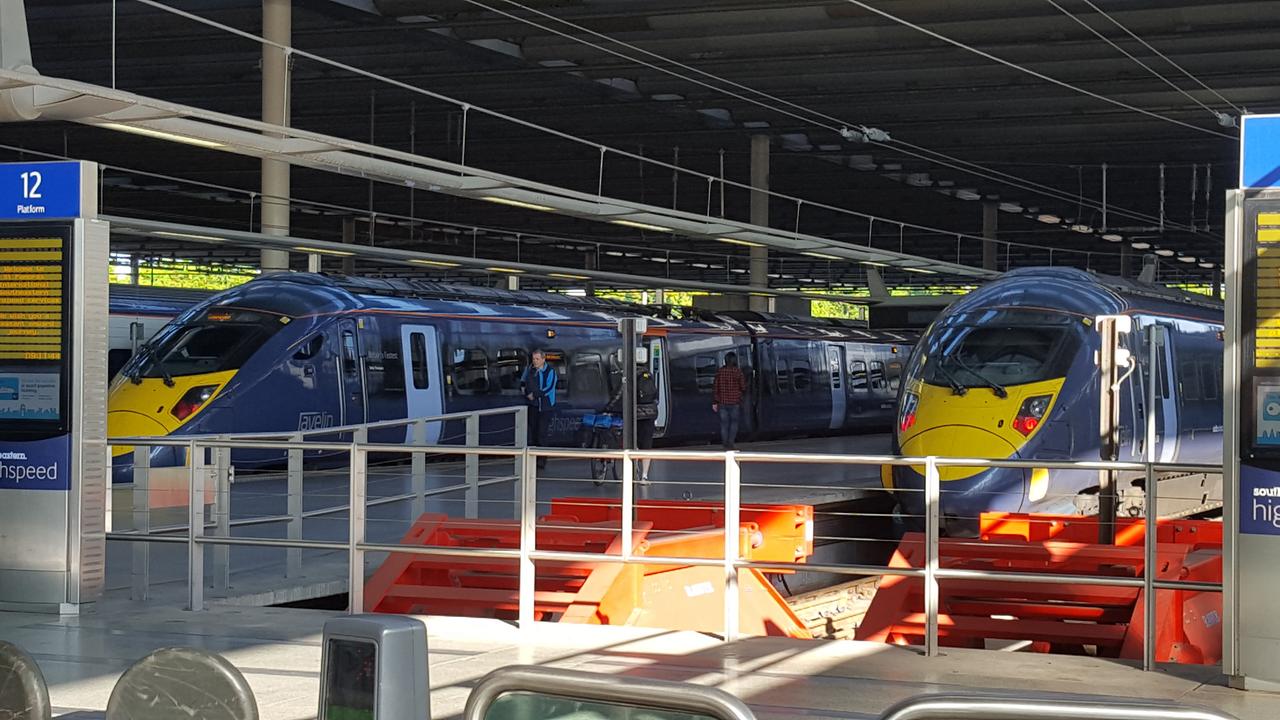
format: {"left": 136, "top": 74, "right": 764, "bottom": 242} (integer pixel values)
{"left": 341, "top": 216, "right": 356, "bottom": 275}
{"left": 749, "top": 135, "right": 769, "bottom": 312}
{"left": 1120, "top": 241, "right": 1132, "bottom": 279}
{"left": 982, "top": 200, "right": 998, "bottom": 271}
{"left": 260, "top": 0, "right": 292, "bottom": 273}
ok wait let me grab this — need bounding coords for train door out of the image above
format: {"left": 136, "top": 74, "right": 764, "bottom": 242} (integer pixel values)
{"left": 645, "top": 336, "right": 670, "bottom": 436}
{"left": 336, "top": 318, "right": 366, "bottom": 428}
{"left": 1134, "top": 318, "right": 1179, "bottom": 463}
{"left": 827, "top": 344, "right": 845, "bottom": 429}
{"left": 400, "top": 324, "right": 444, "bottom": 443}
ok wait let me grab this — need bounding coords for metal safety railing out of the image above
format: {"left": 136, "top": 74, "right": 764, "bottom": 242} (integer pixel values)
{"left": 463, "top": 665, "right": 755, "bottom": 720}
{"left": 462, "top": 668, "right": 1240, "bottom": 720}
{"left": 104, "top": 425, "right": 1223, "bottom": 672}
{"left": 108, "top": 405, "right": 527, "bottom": 601}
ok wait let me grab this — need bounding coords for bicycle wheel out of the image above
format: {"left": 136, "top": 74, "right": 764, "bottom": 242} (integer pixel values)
{"left": 590, "top": 432, "right": 612, "bottom": 485}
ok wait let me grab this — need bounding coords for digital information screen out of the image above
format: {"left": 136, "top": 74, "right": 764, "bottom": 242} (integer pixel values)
{"left": 0, "top": 225, "right": 69, "bottom": 426}
{"left": 322, "top": 638, "right": 377, "bottom": 720}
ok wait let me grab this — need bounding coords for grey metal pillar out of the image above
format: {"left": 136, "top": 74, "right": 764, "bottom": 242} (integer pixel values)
{"left": 982, "top": 201, "right": 998, "bottom": 271}
{"left": 341, "top": 216, "right": 356, "bottom": 275}
{"left": 1213, "top": 268, "right": 1223, "bottom": 299}
{"left": 749, "top": 135, "right": 769, "bottom": 311}
{"left": 1120, "top": 242, "right": 1133, "bottom": 279}
{"left": 260, "top": 0, "right": 292, "bottom": 273}
{"left": 620, "top": 318, "right": 638, "bottom": 451}
{"left": 505, "top": 275, "right": 520, "bottom": 291}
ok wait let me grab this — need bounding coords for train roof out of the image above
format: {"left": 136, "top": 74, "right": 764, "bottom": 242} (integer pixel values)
{"left": 953, "top": 267, "right": 1222, "bottom": 322}
{"left": 108, "top": 284, "right": 215, "bottom": 315}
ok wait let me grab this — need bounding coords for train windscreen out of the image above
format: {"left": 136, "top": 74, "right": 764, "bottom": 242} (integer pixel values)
{"left": 125, "top": 308, "right": 285, "bottom": 380}
{"left": 910, "top": 310, "right": 1081, "bottom": 390}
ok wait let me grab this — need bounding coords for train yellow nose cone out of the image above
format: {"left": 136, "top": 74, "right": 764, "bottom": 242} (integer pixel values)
{"left": 901, "top": 426, "right": 1018, "bottom": 481}
{"left": 108, "top": 411, "right": 170, "bottom": 457}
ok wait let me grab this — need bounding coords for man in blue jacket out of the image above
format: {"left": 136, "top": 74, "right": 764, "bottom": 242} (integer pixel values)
{"left": 520, "top": 349, "right": 558, "bottom": 469}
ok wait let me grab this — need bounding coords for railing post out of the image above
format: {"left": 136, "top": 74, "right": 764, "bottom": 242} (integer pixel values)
{"left": 348, "top": 442, "right": 367, "bottom": 614}
{"left": 287, "top": 433, "right": 303, "bottom": 578}
{"left": 130, "top": 445, "right": 151, "bottom": 601}
{"left": 1143, "top": 324, "right": 1163, "bottom": 671}
{"left": 924, "top": 455, "right": 941, "bottom": 657}
{"left": 212, "top": 440, "right": 231, "bottom": 594}
{"left": 187, "top": 441, "right": 206, "bottom": 612}
{"left": 723, "top": 451, "right": 741, "bottom": 643}
{"left": 621, "top": 448, "right": 634, "bottom": 560}
{"left": 411, "top": 419, "right": 427, "bottom": 519}
{"left": 518, "top": 447, "right": 536, "bottom": 630}
{"left": 513, "top": 406, "right": 528, "bottom": 480}
{"left": 465, "top": 413, "right": 480, "bottom": 518}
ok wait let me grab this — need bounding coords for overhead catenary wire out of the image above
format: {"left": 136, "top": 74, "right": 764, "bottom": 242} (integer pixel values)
{"left": 458, "top": 0, "right": 1217, "bottom": 239}
{"left": 839, "top": 0, "right": 1235, "bottom": 141}
{"left": 0, "top": 139, "right": 1136, "bottom": 275}
{"left": 1078, "top": 0, "right": 1245, "bottom": 116}
{"left": 1043, "top": 0, "right": 1230, "bottom": 121}
{"left": 124, "top": 0, "right": 1130, "bottom": 267}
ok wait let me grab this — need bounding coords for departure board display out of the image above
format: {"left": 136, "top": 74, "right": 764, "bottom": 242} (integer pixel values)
{"left": 0, "top": 225, "right": 70, "bottom": 426}
{"left": 1255, "top": 212, "right": 1280, "bottom": 370}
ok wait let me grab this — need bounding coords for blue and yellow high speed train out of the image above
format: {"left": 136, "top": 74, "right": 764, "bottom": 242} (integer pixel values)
{"left": 108, "top": 273, "right": 913, "bottom": 481}
{"left": 887, "top": 267, "right": 1223, "bottom": 532}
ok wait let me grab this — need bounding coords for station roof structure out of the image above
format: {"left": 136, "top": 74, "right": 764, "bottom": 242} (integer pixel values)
{"left": 3, "top": 0, "right": 1275, "bottom": 291}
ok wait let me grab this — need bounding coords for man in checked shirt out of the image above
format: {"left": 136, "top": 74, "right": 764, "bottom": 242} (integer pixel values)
{"left": 711, "top": 352, "right": 747, "bottom": 450}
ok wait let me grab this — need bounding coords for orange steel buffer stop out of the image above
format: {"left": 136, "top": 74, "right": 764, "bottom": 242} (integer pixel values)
{"left": 365, "top": 498, "right": 815, "bottom": 638}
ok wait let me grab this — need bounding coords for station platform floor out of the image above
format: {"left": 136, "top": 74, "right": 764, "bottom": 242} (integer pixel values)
{"left": 6, "top": 600, "right": 1277, "bottom": 720}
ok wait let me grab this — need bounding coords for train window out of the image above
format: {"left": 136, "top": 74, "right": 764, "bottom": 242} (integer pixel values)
{"left": 792, "top": 360, "right": 812, "bottom": 392}
{"left": 293, "top": 335, "right": 323, "bottom": 361}
{"left": 452, "top": 348, "right": 490, "bottom": 394}
{"left": 920, "top": 324, "right": 1080, "bottom": 389}
{"left": 1200, "top": 361, "right": 1220, "bottom": 400}
{"left": 870, "top": 361, "right": 887, "bottom": 391}
{"left": 341, "top": 331, "right": 359, "bottom": 375}
{"left": 570, "top": 353, "right": 609, "bottom": 407}
{"left": 695, "top": 355, "right": 718, "bottom": 392}
{"left": 495, "top": 349, "right": 528, "bottom": 395}
{"left": 849, "top": 360, "right": 868, "bottom": 390}
{"left": 1179, "top": 361, "right": 1201, "bottom": 400}
{"left": 887, "top": 361, "right": 903, "bottom": 392}
{"left": 409, "top": 333, "right": 429, "bottom": 390}
{"left": 133, "top": 314, "right": 283, "bottom": 379}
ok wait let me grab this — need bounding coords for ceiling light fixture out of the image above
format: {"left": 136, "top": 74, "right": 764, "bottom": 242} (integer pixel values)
{"left": 903, "top": 267, "right": 936, "bottom": 274}
{"left": 1199, "top": 262, "right": 1216, "bottom": 269}
{"left": 486, "top": 266, "right": 524, "bottom": 273}
{"left": 152, "top": 230, "right": 228, "bottom": 242}
{"left": 480, "top": 196, "right": 555, "bottom": 212}
{"left": 548, "top": 272, "right": 589, "bottom": 280}
{"left": 1131, "top": 241, "right": 1152, "bottom": 250}
{"left": 1036, "top": 214, "right": 1061, "bottom": 224}
{"left": 611, "top": 219, "right": 671, "bottom": 232}
{"left": 718, "top": 237, "right": 764, "bottom": 248}
{"left": 802, "top": 251, "right": 842, "bottom": 261}
{"left": 1178, "top": 255, "right": 1197, "bottom": 263}
{"left": 861, "top": 261, "right": 889, "bottom": 267}
{"left": 293, "top": 245, "right": 354, "bottom": 256}
{"left": 1101, "top": 234, "right": 1123, "bottom": 242}
{"left": 409, "top": 259, "right": 461, "bottom": 268}
{"left": 98, "top": 122, "right": 226, "bottom": 149}
{"left": 1155, "top": 248, "right": 1176, "bottom": 257}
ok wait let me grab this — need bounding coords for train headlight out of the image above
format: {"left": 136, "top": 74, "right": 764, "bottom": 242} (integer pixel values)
{"left": 171, "top": 385, "right": 218, "bottom": 422}
{"left": 899, "top": 391, "right": 919, "bottom": 432}
{"left": 1012, "top": 395, "right": 1052, "bottom": 436}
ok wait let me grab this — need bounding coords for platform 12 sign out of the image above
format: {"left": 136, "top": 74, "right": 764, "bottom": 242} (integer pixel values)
{"left": 0, "top": 162, "right": 83, "bottom": 220}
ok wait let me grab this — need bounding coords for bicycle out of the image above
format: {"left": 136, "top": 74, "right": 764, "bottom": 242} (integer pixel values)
{"left": 581, "top": 412, "right": 623, "bottom": 485}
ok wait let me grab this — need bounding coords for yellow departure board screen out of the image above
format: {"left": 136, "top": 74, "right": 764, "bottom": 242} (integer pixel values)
{"left": 0, "top": 235, "right": 64, "bottom": 361}
{"left": 1259, "top": 215, "right": 1280, "bottom": 369}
